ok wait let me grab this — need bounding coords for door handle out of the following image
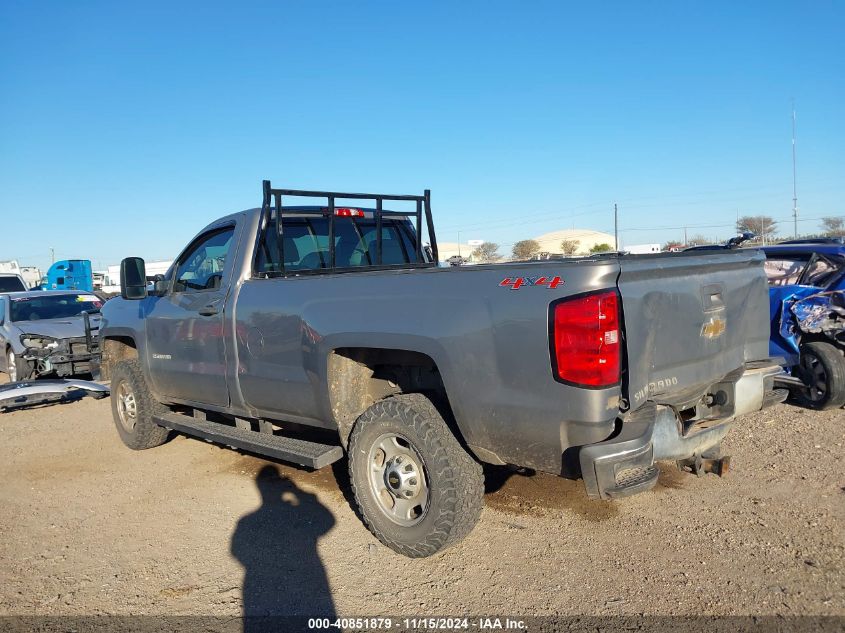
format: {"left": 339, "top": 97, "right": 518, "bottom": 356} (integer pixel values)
{"left": 198, "top": 304, "right": 220, "bottom": 316}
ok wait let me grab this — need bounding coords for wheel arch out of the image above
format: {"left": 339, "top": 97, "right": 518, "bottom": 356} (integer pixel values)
{"left": 326, "top": 346, "right": 472, "bottom": 451}
{"left": 101, "top": 335, "right": 139, "bottom": 381}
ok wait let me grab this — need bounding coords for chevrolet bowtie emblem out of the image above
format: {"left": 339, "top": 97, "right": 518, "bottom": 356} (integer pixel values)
{"left": 701, "top": 316, "right": 727, "bottom": 339}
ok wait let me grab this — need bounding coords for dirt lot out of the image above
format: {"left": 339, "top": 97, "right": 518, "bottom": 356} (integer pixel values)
{"left": 0, "top": 387, "right": 842, "bottom": 620}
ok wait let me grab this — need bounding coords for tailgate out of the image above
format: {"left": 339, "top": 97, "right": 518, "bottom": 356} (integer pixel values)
{"left": 618, "top": 249, "right": 770, "bottom": 411}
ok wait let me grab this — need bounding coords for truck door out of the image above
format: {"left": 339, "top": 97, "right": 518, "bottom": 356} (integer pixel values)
{"left": 145, "top": 224, "right": 237, "bottom": 406}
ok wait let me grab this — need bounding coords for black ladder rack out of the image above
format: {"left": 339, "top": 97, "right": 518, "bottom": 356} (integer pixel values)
{"left": 261, "top": 180, "right": 439, "bottom": 274}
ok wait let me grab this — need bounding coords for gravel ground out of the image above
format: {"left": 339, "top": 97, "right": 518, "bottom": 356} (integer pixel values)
{"left": 0, "top": 386, "right": 842, "bottom": 620}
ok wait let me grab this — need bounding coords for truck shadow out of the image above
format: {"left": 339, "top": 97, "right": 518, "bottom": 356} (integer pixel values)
{"left": 482, "top": 465, "right": 620, "bottom": 522}
{"left": 234, "top": 455, "right": 684, "bottom": 529}
{"left": 331, "top": 460, "right": 620, "bottom": 523}
{"left": 230, "top": 465, "right": 336, "bottom": 628}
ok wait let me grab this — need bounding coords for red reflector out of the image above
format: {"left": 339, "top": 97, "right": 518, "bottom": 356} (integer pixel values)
{"left": 335, "top": 207, "right": 365, "bottom": 217}
{"left": 551, "top": 290, "right": 620, "bottom": 387}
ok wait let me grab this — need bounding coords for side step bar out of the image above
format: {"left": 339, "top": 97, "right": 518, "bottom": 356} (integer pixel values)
{"left": 153, "top": 411, "right": 344, "bottom": 469}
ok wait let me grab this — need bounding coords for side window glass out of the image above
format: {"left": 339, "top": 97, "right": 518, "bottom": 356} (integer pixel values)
{"left": 803, "top": 257, "right": 838, "bottom": 287}
{"left": 764, "top": 258, "right": 807, "bottom": 287}
{"left": 173, "top": 227, "right": 235, "bottom": 293}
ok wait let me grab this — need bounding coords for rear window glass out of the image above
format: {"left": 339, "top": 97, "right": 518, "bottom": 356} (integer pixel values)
{"left": 763, "top": 258, "right": 807, "bottom": 286}
{"left": 0, "top": 277, "right": 27, "bottom": 292}
{"left": 256, "top": 213, "right": 420, "bottom": 274}
{"left": 10, "top": 294, "right": 103, "bottom": 322}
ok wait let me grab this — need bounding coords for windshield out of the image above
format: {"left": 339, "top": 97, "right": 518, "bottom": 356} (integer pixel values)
{"left": 0, "top": 277, "right": 27, "bottom": 292}
{"left": 10, "top": 294, "right": 103, "bottom": 322}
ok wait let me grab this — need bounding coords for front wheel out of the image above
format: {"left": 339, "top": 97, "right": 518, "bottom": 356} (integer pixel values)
{"left": 5, "top": 349, "right": 33, "bottom": 383}
{"left": 348, "top": 393, "right": 484, "bottom": 558}
{"left": 793, "top": 341, "right": 845, "bottom": 410}
{"left": 110, "top": 359, "right": 170, "bottom": 449}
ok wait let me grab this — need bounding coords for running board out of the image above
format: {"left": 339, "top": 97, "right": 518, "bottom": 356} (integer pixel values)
{"left": 153, "top": 411, "right": 344, "bottom": 469}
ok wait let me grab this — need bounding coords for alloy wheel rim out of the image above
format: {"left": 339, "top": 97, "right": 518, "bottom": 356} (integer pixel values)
{"left": 800, "top": 353, "right": 827, "bottom": 402}
{"left": 367, "top": 433, "right": 430, "bottom": 526}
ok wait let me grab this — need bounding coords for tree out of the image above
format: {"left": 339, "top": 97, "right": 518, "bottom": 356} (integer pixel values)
{"left": 471, "top": 242, "right": 501, "bottom": 263}
{"left": 664, "top": 240, "right": 684, "bottom": 251}
{"left": 560, "top": 239, "right": 580, "bottom": 256}
{"left": 736, "top": 215, "right": 777, "bottom": 241}
{"left": 687, "top": 234, "right": 712, "bottom": 246}
{"left": 821, "top": 216, "right": 845, "bottom": 237}
{"left": 589, "top": 243, "right": 613, "bottom": 254}
{"left": 511, "top": 239, "right": 541, "bottom": 260}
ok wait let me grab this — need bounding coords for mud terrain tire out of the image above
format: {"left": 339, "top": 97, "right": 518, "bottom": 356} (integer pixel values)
{"left": 348, "top": 393, "right": 484, "bottom": 557}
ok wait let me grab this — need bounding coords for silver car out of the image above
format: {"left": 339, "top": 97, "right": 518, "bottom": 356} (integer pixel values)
{"left": 0, "top": 291, "right": 102, "bottom": 381}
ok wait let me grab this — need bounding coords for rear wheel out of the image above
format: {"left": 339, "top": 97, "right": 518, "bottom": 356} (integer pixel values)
{"left": 348, "top": 393, "right": 484, "bottom": 557}
{"left": 110, "top": 359, "right": 170, "bottom": 449}
{"left": 5, "top": 349, "right": 33, "bottom": 383}
{"left": 794, "top": 341, "right": 845, "bottom": 410}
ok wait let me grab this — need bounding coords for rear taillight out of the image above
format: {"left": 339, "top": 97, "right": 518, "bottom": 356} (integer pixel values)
{"left": 550, "top": 290, "right": 620, "bottom": 388}
{"left": 335, "top": 207, "right": 365, "bottom": 217}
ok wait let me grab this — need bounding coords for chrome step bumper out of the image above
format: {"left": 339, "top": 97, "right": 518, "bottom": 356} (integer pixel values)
{"left": 579, "top": 362, "right": 786, "bottom": 500}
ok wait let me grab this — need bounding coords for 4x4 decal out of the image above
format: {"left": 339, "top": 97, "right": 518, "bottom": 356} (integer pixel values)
{"left": 499, "top": 276, "right": 563, "bottom": 290}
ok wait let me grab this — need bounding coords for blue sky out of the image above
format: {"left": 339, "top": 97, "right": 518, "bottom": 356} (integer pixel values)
{"left": 1, "top": 1, "right": 843, "bottom": 269}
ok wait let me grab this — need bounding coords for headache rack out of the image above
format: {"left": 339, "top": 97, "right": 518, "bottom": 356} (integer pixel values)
{"left": 260, "top": 180, "right": 439, "bottom": 275}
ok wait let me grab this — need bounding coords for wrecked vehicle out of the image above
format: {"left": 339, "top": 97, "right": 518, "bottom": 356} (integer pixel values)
{"left": 0, "top": 291, "right": 102, "bottom": 382}
{"left": 763, "top": 241, "right": 845, "bottom": 409}
{"left": 100, "top": 180, "right": 785, "bottom": 557}
{"left": 0, "top": 273, "right": 28, "bottom": 294}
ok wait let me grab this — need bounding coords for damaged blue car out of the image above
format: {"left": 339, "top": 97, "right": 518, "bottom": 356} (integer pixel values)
{"left": 763, "top": 239, "right": 845, "bottom": 409}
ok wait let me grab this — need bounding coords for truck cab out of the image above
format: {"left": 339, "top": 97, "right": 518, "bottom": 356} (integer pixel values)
{"left": 41, "top": 259, "right": 94, "bottom": 292}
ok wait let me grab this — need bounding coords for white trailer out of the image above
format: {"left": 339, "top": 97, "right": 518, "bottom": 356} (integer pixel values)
{"left": 624, "top": 243, "right": 662, "bottom": 255}
{"left": 20, "top": 266, "right": 42, "bottom": 289}
{"left": 103, "top": 261, "right": 173, "bottom": 294}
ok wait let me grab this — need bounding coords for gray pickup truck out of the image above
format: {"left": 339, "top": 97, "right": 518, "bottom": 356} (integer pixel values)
{"left": 100, "top": 181, "right": 786, "bottom": 557}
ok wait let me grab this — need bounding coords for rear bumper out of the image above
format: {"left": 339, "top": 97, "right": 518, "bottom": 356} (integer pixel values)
{"left": 579, "top": 362, "right": 786, "bottom": 500}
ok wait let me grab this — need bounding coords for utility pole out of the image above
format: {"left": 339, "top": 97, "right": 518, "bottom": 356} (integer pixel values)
{"left": 457, "top": 231, "right": 461, "bottom": 257}
{"left": 684, "top": 226, "right": 688, "bottom": 245}
{"left": 50, "top": 247, "right": 55, "bottom": 264}
{"left": 613, "top": 203, "right": 618, "bottom": 251}
{"left": 792, "top": 104, "right": 799, "bottom": 238}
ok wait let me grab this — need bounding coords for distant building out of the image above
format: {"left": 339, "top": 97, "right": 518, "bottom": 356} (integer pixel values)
{"left": 532, "top": 229, "right": 616, "bottom": 256}
{"left": 436, "top": 230, "right": 621, "bottom": 263}
{"left": 437, "top": 242, "right": 476, "bottom": 263}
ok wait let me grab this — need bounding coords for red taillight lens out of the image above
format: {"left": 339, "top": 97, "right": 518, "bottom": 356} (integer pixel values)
{"left": 335, "top": 207, "right": 365, "bottom": 217}
{"left": 551, "top": 290, "right": 620, "bottom": 387}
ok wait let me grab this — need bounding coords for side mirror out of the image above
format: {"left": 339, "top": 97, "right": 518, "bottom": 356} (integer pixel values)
{"left": 120, "top": 257, "right": 148, "bottom": 300}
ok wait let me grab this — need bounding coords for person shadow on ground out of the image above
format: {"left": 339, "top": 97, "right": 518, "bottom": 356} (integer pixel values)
{"left": 230, "top": 465, "right": 336, "bottom": 630}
